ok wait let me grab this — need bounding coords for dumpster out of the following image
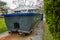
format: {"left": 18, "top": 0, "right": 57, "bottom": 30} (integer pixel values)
{"left": 2, "top": 12, "right": 42, "bottom": 34}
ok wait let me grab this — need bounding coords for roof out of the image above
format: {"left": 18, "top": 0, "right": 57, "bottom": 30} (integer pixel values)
{"left": 2, "top": 12, "right": 40, "bottom": 17}
{"left": 14, "top": 6, "right": 39, "bottom": 11}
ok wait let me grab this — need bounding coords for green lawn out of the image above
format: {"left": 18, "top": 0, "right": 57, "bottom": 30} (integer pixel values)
{"left": 0, "top": 17, "right": 7, "bottom": 33}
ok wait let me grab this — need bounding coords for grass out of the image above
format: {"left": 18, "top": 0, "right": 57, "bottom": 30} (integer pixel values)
{"left": 0, "top": 17, "right": 7, "bottom": 33}
{"left": 43, "top": 21, "right": 54, "bottom": 40}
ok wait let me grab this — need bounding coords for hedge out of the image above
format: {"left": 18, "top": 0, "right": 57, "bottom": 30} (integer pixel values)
{"left": 44, "top": 0, "right": 60, "bottom": 40}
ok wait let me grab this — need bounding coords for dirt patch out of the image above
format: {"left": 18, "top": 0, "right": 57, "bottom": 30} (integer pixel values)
{"left": 0, "top": 33, "right": 26, "bottom": 40}
{"left": 0, "top": 29, "right": 35, "bottom": 40}
{"left": 0, "top": 34, "right": 11, "bottom": 40}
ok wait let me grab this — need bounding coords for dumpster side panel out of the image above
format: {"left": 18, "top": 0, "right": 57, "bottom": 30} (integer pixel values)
{"left": 5, "top": 16, "right": 20, "bottom": 31}
{"left": 32, "top": 14, "right": 41, "bottom": 24}
{"left": 5, "top": 17, "right": 14, "bottom": 31}
{"left": 4, "top": 12, "right": 43, "bottom": 33}
{"left": 19, "top": 16, "right": 33, "bottom": 31}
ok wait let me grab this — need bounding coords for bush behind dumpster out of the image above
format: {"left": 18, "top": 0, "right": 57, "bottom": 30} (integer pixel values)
{"left": 44, "top": 0, "right": 60, "bottom": 40}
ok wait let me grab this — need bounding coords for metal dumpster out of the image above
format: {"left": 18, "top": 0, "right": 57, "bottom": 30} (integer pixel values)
{"left": 2, "top": 12, "right": 43, "bottom": 34}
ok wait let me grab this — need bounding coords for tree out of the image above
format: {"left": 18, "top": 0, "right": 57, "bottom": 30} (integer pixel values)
{"left": 0, "top": 1, "right": 6, "bottom": 7}
{"left": 44, "top": 0, "right": 60, "bottom": 40}
{"left": 0, "top": 1, "right": 7, "bottom": 13}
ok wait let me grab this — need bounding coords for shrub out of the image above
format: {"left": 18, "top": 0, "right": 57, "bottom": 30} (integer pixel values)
{"left": 44, "top": 0, "right": 60, "bottom": 40}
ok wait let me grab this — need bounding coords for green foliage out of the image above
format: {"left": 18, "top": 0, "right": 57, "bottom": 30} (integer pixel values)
{"left": 0, "top": 1, "right": 6, "bottom": 6}
{"left": 0, "top": 8, "right": 7, "bottom": 13}
{"left": 44, "top": 0, "right": 60, "bottom": 40}
{"left": 43, "top": 22, "right": 54, "bottom": 40}
{"left": 0, "top": 1, "right": 7, "bottom": 13}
